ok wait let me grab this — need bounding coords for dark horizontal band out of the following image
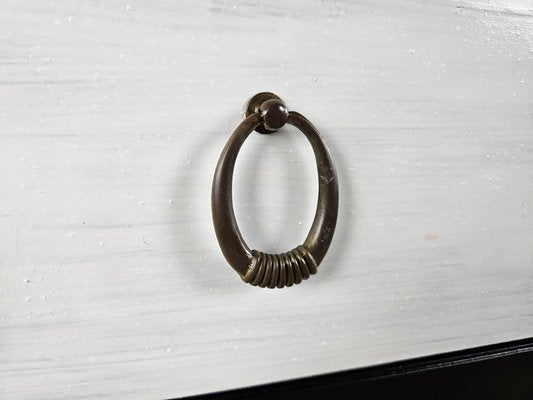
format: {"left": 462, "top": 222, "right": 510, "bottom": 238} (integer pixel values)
{"left": 179, "top": 336, "right": 533, "bottom": 400}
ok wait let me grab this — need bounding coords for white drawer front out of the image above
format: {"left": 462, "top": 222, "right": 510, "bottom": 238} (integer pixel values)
{"left": 1, "top": 1, "right": 532, "bottom": 399}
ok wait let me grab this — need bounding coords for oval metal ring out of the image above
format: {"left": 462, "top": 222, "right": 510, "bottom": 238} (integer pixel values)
{"left": 212, "top": 92, "right": 339, "bottom": 288}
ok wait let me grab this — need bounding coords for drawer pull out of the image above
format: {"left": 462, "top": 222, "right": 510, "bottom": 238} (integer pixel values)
{"left": 212, "top": 92, "right": 338, "bottom": 288}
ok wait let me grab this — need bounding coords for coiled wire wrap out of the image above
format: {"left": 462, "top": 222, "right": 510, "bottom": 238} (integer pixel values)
{"left": 242, "top": 245, "right": 318, "bottom": 288}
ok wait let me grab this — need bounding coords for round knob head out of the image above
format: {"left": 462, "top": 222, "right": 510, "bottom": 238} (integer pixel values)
{"left": 259, "top": 99, "right": 289, "bottom": 132}
{"left": 244, "top": 92, "right": 288, "bottom": 134}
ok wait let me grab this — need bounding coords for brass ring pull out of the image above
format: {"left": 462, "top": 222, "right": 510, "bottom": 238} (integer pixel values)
{"left": 212, "top": 92, "right": 339, "bottom": 288}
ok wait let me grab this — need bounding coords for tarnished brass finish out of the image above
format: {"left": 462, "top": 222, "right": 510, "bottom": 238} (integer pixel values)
{"left": 212, "top": 92, "right": 338, "bottom": 288}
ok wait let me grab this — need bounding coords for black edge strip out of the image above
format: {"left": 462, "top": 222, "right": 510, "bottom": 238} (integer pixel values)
{"left": 176, "top": 336, "right": 533, "bottom": 400}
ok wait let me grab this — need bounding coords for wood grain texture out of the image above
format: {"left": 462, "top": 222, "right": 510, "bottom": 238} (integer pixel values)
{"left": 1, "top": 0, "right": 532, "bottom": 398}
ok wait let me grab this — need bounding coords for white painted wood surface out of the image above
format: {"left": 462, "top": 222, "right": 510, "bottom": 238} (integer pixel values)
{"left": 1, "top": 0, "right": 532, "bottom": 398}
